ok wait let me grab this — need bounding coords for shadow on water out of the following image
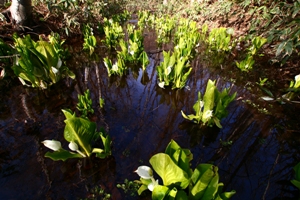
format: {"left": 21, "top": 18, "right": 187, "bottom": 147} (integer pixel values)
{"left": 0, "top": 33, "right": 300, "bottom": 200}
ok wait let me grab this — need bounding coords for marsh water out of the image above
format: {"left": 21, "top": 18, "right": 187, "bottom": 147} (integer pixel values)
{"left": 0, "top": 30, "right": 300, "bottom": 200}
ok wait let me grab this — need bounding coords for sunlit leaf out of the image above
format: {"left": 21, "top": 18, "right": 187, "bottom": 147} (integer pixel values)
{"left": 63, "top": 115, "right": 96, "bottom": 157}
{"left": 152, "top": 185, "right": 170, "bottom": 200}
{"left": 150, "top": 153, "right": 189, "bottom": 189}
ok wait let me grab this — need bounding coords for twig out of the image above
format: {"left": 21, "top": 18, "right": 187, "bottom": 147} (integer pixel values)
{"left": 262, "top": 153, "right": 280, "bottom": 200}
{"left": 0, "top": 54, "right": 19, "bottom": 59}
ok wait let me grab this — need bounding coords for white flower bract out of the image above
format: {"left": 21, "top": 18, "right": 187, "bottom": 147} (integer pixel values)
{"left": 68, "top": 141, "right": 79, "bottom": 151}
{"left": 135, "top": 166, "right": 153, "bottom": 179}
{"left": 42, "top": 140, "right": 62, "bottom": 151}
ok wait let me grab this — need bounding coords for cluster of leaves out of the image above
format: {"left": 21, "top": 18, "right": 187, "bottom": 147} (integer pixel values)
{"left": 76, "top": 89, "right": 94, "bottom": 118}
{"left": 120, "top": 24, "right": 149, "bottom": 68}
{"left": 103, "top": 56, "right": 126, "bottom": 77}
{"left": 236, "top": 36, "right": 267, "bottom": 72}
{"left": 157, "top": 18, "right": 200, "bottom": 89}
{"left": 181, "top": 79, "right": 236, "bottom": 128}
{"left": 103, "top": 20, "right": 149, "bottom": 77}
{"left": 101, "top": 18, "right": 125, "bottom": 50}
{"left": 154, "top": 15, "right": 177, "bottom": 46}
{"left": 206, "top": 27, "right": 234, "bottom": 52}
{"left": 262, "top": 74, "right": 300, "bottom": 103}
{"left": 135, "top": 140, "right": 236, "bottom": 199}
{"left": 81, "top": 185, "right": 111, "bottom": 200}
{"left": 82, "top": 24, "right": 97, "bottom": 56}
{"left": 12, "top": 34, "right": 75, "bottom": 89}
{"left": 237, "top": 0, "right": 300, "bottom": 63}
{"left": 117, "top": 179, "right": 140, "bottom": 197}
{"left": 42, "top": 90, "right": 111, "bottom": 161}
{"left": 137, "top": 10, "right": 156, "bottom": 32}
{"left": 35, "top": 0, "right": 126, "bottom": 36}
{"left": 48, "top": 32, "right": 70, "bottom": 61}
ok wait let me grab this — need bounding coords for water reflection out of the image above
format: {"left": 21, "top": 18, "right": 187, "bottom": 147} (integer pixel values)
{"left": 0, "top": 35, "right": 299, "bottom": 200}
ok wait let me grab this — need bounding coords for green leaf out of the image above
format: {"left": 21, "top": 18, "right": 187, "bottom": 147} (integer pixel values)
{"left": 150, "top": 153, "right": 189, "bottom": 189}
{"left": 175, "top": 190, "right": 188, "bottom": 200}
{"left": 217, "top": 184, "right": 236, "bottom": 200}
{"left": 202, "top": 80, "right": 216, "bottom": 123}
{"left": 99, "top": 97, "right": 105, "bottom": 108}
{"left": 44, "top": 149, "right": 83, "bottom": 161}
{"left": 138, "top": 184, "right": 149, "bottom": 195}
{"left": 168, "top": 187, "right": 178, "bottom": 199}
{"left": 291, "top": 180, "right": 300, "bottom": 190}
{"left": 62, "top": 109, "right": 75, "bottom": 119}
{"left": 35, "top": 41, "right": 58, "bottom": 69}
{"left": 190, "top": 164, "right": 219, "bottom": 200}
{"left": 152, "top": 185, "right": 170, "bottom": 200}
{"left": 63, "top": 115, "right": 96, "bottom": 157}
{"left": 165, "top": 140, "right": 193, "bottom": 177}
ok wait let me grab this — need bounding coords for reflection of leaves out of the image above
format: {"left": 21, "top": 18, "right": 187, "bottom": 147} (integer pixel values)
{"left": 140, "top": 70, "right": 150, "bottom": 85}
{"left": 178, "top": 121, "right": 220, "bottom": 147}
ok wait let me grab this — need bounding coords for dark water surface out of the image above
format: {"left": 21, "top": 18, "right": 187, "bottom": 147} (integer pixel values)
{"left": 0, "top": 33, "right": 299, "bottom": 199}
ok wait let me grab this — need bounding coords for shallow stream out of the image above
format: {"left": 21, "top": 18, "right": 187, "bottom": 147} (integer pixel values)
{"left": 0, "top": 31, "right": 299, "bottom": 199}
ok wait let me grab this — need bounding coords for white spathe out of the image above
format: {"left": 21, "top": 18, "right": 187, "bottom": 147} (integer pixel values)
{"left": 135, "top": 166, "right": 153, "bottom": 179}
{"left": 42, "top": 140, "right": 62, "bottom": 151}
{"left": 68, "top": 141, "right": 79, "bottom": 151}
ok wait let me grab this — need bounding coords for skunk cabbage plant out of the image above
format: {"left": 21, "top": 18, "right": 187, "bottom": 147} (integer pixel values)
{"left": 135, "top": 140, "right": 236, "bottom": 199}
{"left": 42, "top": 90, "right": 111, "bottom": 161}
{"left": 181, "top": 79, "right": 236, "bottom": 128}
{"left": 12, "top": 34, "right": 75, "bottom": 89}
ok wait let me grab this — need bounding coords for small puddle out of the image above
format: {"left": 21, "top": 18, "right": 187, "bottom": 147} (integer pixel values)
{"left": 0, "top": 30, "right": 299, "bottom": 199}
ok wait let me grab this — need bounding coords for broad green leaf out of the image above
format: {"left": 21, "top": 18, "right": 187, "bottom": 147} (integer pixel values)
{"left": 193, "top": 92, "right": 202, "bottom": 116}
{"left": 44, "top": 149, "right": 83, "bottom": 161}
{"left": 294, "top": 162, "right": 300, "bottom": 180}
{"left": 150, "top": 153, "right": 189, "bottom": 189}
{"left": 152, "top": 185, "right": 170, "bottom": 200}
{"left": 190, "top": 164, "right": 219, "bottom": 200}
{"left": 138, "top": 184, "right": 149, "bottom": 195}
{"left": 175, "top": 190, "right": 188, "bottom": 200}
{"left": 202, "top": 80, "right": 216, "bottom": 123}
{"left": 100, "top": 132, "right": 112, "bottom": 155}
{"left": 62, "top": 109, "right": 75, "bottom": 119}
{"left": 35, "top": 41, "right": 58, "bottom": 68}
{"left": 63, "top": 115, "right": 96, "bottom": 157}
{"left": 165, "top": 139, "right": 181, "bottom": 157}
{"left": 191, "top": 164, "right": 212, "bottom": 184}
{"left": 165, "top": 140, "right": 193, "bottom": 177}
{"left": 291, "top": 162, "right": 300, "bottom": 189}
{"left": 218, "top": 185, "right": 236, "bottom": 200}
{"left": 291, "top": 180, "right": 300, "bottom": 190}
